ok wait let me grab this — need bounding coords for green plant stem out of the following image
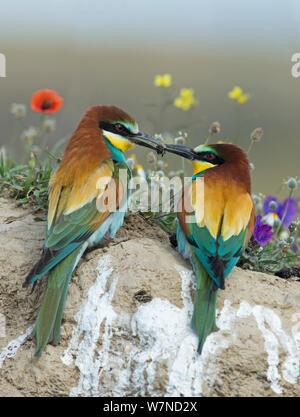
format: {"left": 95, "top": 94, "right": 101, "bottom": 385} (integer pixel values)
{"left": 158, "top": 90, "right": 168, "bottom": 132}
{"left": 204, "top": 133, "right": 211, "bottom": 145}
{"left": 233, "top": 103, "right": 242, "bottom": 144}
{"left": 38, "top": 114, "right": 45, "bottom": 136}
{"left": 247, "top": 139, "right": 255, "bottom": 155}
{"left": 22, "top": 144, "right": 31, "bottom": 164}
{"left": 11, "top": 120, "right": 21, "bottom": 145}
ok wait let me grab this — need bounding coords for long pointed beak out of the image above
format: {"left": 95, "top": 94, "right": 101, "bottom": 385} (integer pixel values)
{"left": 163, "top": 144, "right": 198, "bottom": 160}
{"left": 128, "top": 132, "right": 166, "bottom": 155}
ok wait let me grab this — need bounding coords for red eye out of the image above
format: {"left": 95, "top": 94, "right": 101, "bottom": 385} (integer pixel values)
{"left": 115, "top": 123, "right": 124, "bottom": 133}
{"left": 206, "top": 152, "right": 215, "bottom": 160}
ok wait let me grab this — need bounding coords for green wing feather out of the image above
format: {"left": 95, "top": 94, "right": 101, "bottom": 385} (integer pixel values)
{"left": 186, "top": 217, "right": 248, "bottom": 289}
{"left": 24, "top": 160, "right": 129, "bottom": 356}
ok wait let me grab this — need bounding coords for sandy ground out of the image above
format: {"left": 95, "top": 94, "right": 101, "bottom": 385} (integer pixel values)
{"left": 0, "top": 197, "right": 300, "bottom": 397}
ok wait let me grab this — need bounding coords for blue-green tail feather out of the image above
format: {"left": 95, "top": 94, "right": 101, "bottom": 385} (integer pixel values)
{"left": 191, "top": 254, "right": 218, "bottom": 354}
{"left": 34, "top": 246, "right": 83, "bottom": 357}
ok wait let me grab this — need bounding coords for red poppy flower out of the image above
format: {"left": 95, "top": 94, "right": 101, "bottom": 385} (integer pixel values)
{"left": 31, "top": 89, "right": 63, "bottom": 114}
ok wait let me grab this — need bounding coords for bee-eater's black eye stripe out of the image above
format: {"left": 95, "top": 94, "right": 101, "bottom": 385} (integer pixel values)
{"left": 196, "top": 152, "right": 225, "bottom": 165}
{"left": 99, "top": 121, "right": 131, "bottom": 136}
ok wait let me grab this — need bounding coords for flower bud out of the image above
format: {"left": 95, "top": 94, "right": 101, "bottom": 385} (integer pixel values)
{"left": 269, "top": 201, "right": 278, "bottom": 210}
{"left": 174, "top": 136, "right": 186, "bottom": 145}
{"left": 28, "top": 158, "right": 35, "bottom": 170}
{"left": 250, "top": 127, "right": 263, "bottom": 141}
{"left": 286, "top": 177, "right": 298, "bottom": 190}
{"left": 156, "top": 160, "right": 165, "bottom": 169}
{"left": 289, "top": 222, "right": 298, "bottom": 234}
{"left": 281, "top": 244, "right": 290, "bottom": 253}
{"left": 146, "top": 151, "right": 157, "bottom": 166}
{"left": 252, "top": 194, "right": 261, "bottom": 204}
{"left": 209, "top": 121, "right": 220, "bottom": 134}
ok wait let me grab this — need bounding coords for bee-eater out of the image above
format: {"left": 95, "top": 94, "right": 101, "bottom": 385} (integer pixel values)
{"left": 23, "top": 105, "right": 164, "bottom": 357}
{"left": 164, "top": 143, "right": 256, "bottom": 353}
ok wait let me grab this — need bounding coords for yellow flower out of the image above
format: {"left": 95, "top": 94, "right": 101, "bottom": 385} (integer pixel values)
{"left": 154, "top": 74, "right": 172, "bottom": 87}
{"left": 135, "top": 164, "right": 146, "bottom": 181}
{"left": 129, "top": 153, "right": 136, "bottom": 163}
{"left": 180, "top": 88, "right": 193, "bottom": 100}
{"left": 228, "top": 86, "right": 243, "bottom": 99}
{"left": 237, "top": 93, "right": 250, "bottom": 104}
{"left": 217, "top": 140, "right": 232, "bottom": 144}
{"left": 228, "top": 86, "right": 250, "bottom": 104}
{"left": 174, "top": 88, "right": 199, "bottom": 111}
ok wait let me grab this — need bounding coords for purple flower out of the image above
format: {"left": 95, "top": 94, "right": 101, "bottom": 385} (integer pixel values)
{"left": 253, "top": 215, "right": 274, "bottom": 246}
{"left": 291, "top": 243, "right": 298, "bottom": 253}
{"left": 263, "top": 195, "right": 298, "bottom": 227}
{"left": 277, "top": 198, "right": 298, "bottom": 227}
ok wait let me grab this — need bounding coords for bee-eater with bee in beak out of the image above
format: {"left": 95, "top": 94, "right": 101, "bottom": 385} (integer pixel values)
{"left": 164, "top": 143, "right": 256, "bottom": 353}
{"left": 23, "top": 105, "right": 164, "bottom": 357}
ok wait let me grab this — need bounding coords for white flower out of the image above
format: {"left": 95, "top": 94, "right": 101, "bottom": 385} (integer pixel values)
{"left": 20, "top": 126, "right": 38, "bottom": 145}
{"left": 11, "top": 103, "right": 26, "bottom": 119}
{"left": 263, "top": 212, "right": 280, "bottom": 227}
{"left": 43, "top": 118, "right": 56, "bottom": 133}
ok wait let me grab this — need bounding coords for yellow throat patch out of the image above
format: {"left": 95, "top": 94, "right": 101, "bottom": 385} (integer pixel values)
{"left": 192, "top": 160, "right": 216, "bottom": 175}
{"left": 103, "top": 131, "right": 135, "bottom": 152}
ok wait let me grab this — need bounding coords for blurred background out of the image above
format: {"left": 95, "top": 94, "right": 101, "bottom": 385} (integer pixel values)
{"left": 1, "top": 0, "right": 300, "bottom": 195}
